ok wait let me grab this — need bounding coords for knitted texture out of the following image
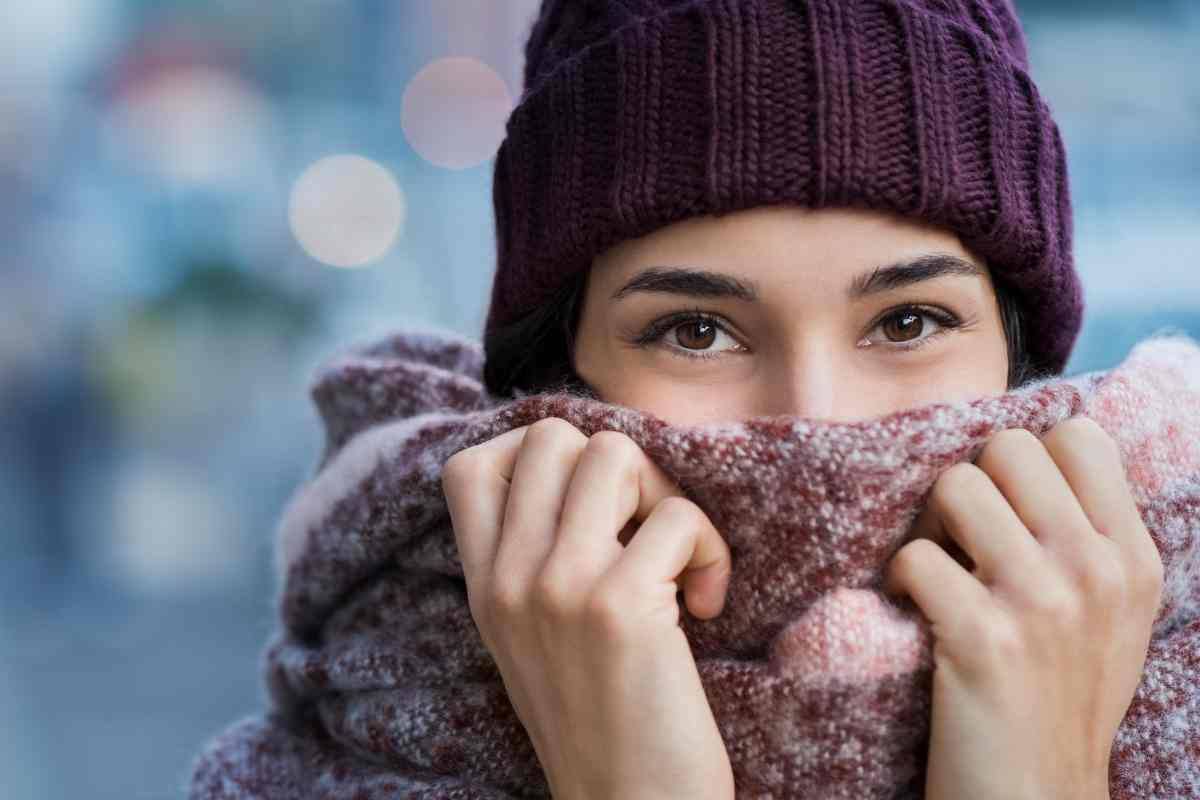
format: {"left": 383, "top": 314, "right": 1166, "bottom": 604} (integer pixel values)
{"left": 187, "top": 326, "right": 1200, "bottom": 799}
{"left": 485, "top": 0, "right": 1083, "bottom": 376}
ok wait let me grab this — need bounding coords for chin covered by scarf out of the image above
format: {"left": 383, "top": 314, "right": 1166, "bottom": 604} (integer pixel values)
{"left": 188, "top": 326, "right": 1200, "bottom": 800}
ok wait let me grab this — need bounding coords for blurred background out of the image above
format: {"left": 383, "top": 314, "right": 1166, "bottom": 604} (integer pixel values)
{"left": 0, "top": 1, "right": 1196, "bottom": 797}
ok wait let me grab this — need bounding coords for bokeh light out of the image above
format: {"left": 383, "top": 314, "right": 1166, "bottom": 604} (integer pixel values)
{"left": 401, "top": 56, "right": 512, "bottom": 170}
{"left": 106, "top": 63, "right": 273, "bottom": 187}
{"left": 288, "top": 153, "right": 407, "bottom": 268}
{"left": 107, "top": 458, "right": 248, "bottom": 593}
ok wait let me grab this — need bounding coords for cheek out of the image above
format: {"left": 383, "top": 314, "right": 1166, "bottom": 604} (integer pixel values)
{"left": 593, "top": 374, "right": 759, "bottom": 426}
{"left": 905, "top": 335, "right": 1010, "bottom": 404}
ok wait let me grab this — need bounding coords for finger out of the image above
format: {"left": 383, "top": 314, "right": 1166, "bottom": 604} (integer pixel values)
{"left": 493, "top": 418, "right": 589, "bottom": 588}
{"left": 882, "top": 536, "right": 994, "bottom": 641}
{"left": 546, "top": 430, "right": 688, "bottom": 585}
{"left": 906, "top": 462, "right": 1047, "bottom": 588}
{"left": 441, "top": 426, "right": 529, "bottom": 582}
{"left": 1039, "top": 416, "right": 1157, "bottom": 566}
{"left": 600, "top": 496, "right": 732, "bottom": 620}
{"left": 974, "top": 426, "right": 1107, "bottom": 572}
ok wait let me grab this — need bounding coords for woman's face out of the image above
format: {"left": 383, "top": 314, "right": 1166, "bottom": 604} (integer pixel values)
{"left": 571, "top": 203, "right": 1010, "bottom": 425}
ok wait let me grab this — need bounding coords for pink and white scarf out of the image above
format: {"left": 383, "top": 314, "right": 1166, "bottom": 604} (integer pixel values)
{"left": 189, "top": 326, "right": 1200, "bottom": 799}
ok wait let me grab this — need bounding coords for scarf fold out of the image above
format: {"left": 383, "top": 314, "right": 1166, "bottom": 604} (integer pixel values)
{"left": 189, "top": 326, "right": 1200, "bottom": 799}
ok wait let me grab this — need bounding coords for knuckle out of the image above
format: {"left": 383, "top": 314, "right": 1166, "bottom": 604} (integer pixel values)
{"left": 985, "top": 620, "right": 1025, "bottom": 660}
{"left": 655, "top": 494, "right": 705, "bottom": 524}
{"left": 586, "top": 429, "right": 642, "bottom": 462}
{"left": 974, "top": 618, "right": 1022, "bottom": 662}
{"left": 582, "top": 585, "right": 632, "bottom": 638}
{"left": 933, "top": 462, "right": 989, "bottom": 503}
{"left": 584, "top": 431, "right": 644, "bottom": 491}
{"left": 488, "top": 578, "right": 526, "bottom": 616}
{"left": 531, "top": 569, "right": 577, "bottom": 618}
{"left": 978, "top": 427, "right": 1040, "bottom": 470}
{"left": 1028, "top": 582, "right": 1084, "bottom": 623}
{"left": 1076, "top": 549, "right": 1127, "bottom": 600}
{"left": 888, "top": 538, "right": 934, "bottom": 582}
{"left": 962, "top": 614, "right": 1024, "bottom": 661}
{"left": 995, "top": 426, "right": 1041, "bottom": 448}
{"left": 441, "top": 448, "right": 481, "bottom": 488}
{"left": 1055, "top": 416, "right": 1119, "bottom": 455}
{"left": 893, "top": 538, "right": 929, "bottom": 568}
{"left": 526, "top": 416, "right": 583, "bottom": 445}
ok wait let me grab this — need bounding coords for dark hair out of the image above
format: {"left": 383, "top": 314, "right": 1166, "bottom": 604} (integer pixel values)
{"left": 483, "top": 268, "right": 1042, "bottom": 401}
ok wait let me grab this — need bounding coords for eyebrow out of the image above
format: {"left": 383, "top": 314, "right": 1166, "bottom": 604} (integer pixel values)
{"left": 610, "top": 253, "right": 985, "bottom": 303}
{"left": 611, "top": 265, "right": 759, "bottom": 301}
{"left": 846, "top": 253, "right": 986, "bottom": 299}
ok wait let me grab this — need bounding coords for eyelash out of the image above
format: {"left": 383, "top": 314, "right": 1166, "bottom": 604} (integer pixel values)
{"left": 632, "top": 305, "right": 966, "bottom": 361}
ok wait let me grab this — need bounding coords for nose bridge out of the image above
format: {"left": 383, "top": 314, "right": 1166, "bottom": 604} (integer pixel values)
{"left": 775, "top": 340, "right": 838, "bottom": 421}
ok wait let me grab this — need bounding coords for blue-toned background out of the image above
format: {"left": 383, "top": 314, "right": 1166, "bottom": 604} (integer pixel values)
{"left": 1, "top": 2, "right": 1196, "bottom": 797}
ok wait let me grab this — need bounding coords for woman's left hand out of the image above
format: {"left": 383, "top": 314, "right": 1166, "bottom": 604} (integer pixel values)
{"left": 883, "top": 416, "right": 1165, "bottom": 800}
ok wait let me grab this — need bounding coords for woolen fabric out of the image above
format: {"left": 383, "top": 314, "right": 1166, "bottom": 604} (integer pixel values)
{"left": 188, "top": 326, "right": 1200, "bottom": 799}
{"left": 485, "top": 0, "right": 1084, "bottom": 376}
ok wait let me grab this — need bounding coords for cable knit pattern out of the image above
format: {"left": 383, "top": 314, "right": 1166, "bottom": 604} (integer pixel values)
{"left": 485, "top": 0, "right": 1083, "bottom": 377}
{"left": 188, "top": 326, "right": 1200, "bottom": 799}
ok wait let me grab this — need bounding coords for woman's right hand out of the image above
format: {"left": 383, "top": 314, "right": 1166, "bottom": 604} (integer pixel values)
{"left": 440, "top": 417, "right": 735, "bottom": 800}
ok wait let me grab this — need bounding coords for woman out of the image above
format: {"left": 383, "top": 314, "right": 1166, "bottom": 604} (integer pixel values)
{"left": 441, "top": 1, "right": 1164, "bottom": 799}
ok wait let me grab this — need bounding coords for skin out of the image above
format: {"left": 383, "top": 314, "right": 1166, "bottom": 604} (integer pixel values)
{"left": 572, "top": 204, "right": 1010, "bottom": 424}
{"left": 442, "top": 205, "right": 1163, "bottom": 800}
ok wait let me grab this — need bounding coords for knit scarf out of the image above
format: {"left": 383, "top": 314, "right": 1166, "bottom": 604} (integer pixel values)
{"left": 189, "top": 326, "right": 1200, "bottom": 800}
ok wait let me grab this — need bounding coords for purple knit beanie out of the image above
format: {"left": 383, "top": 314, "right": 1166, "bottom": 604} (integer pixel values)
{"left": 484, "top": 0, "right": 1084, "bottom": 376}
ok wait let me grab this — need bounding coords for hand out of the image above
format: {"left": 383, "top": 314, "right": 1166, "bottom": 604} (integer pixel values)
{"left": 883, "top": 417, "right": 1164, "bottom": 800}
{"left": 441, "top": 417, "right": 736, "bottom": 800}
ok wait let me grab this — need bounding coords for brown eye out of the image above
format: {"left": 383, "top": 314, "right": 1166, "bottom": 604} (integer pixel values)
{"left": 881, "top": 310, "right": 923, "bottom": 342}
{"left": 637, "top": 312, "right": 745, "bottom": 360}
{"left": 860, "top": 305, "right": 964, "bottom": 352}
{"left": 674, "top": 319, "right": 718, "bottom": 350}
